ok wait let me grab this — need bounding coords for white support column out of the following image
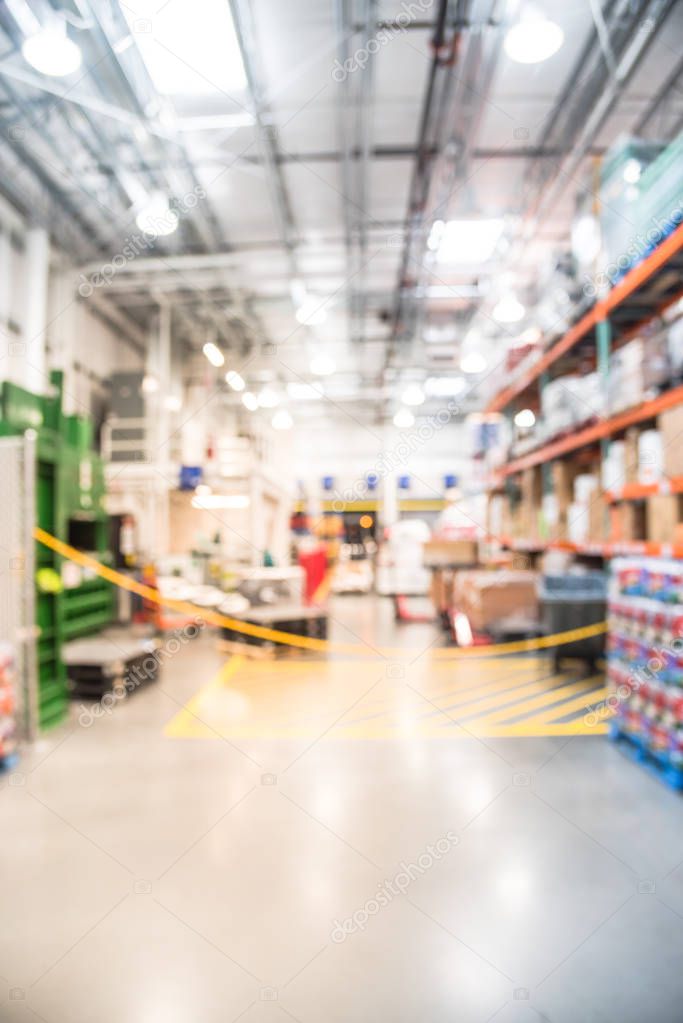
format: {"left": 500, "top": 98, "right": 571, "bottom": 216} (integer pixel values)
{"left": 0, "top": 228, "right": 11, "bottom": 383}
{"left": 22, "top": 227, "right": 50, "bottom": 394}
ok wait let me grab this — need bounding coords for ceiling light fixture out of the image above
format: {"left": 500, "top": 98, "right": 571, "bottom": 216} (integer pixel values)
{"left": 393, "top": 408, "right": 415, "bottom": 429}
{"left": 164, "top": 395, "right": 182, "bottom": 411}
{"left": 257, "top": 387, "right": 281, "bottom": 409}
{"left": 427, "top": 219, "right": 445, "bottom": 251}
{"left": 460, "top": 352, "right": 488, "bottom": 375}
{"left": 141, "top": 374, "right": 158, "bottom": 394}
{"left": 225, "top": 370, "right": 245, "bottom": 392}
{"left": 22, "top": 16, "right": 82, "bottom": 77}
{"left": 296, "top": 297, "right": 327, "bottom": 326}
{"left": 514, "top": 408, "right": 536, "bottom": 429}
{"left": 119, "top": 0, "right": 247, "bottom": 95}
{"left": 401, "top": 384, "right": 425, "bottom": 407}
{"left": 272, "top": 409, "right": 293, "bottom": 431}
{"left": 310, "top": 354, "right": 336, "bottom": 377}
{"left": 135, "top": 192, "right": 178, "bottom": 236}
{"left": 202, "top": 341, "right": 225, "bottom": 367}
{"left": 504, "top": 9, "right": 564, "bottom": 64}
{"left": 493, "top": 294, "right": 525, "bottom": 324}
{"left": 623, "top": 159, "right": 642, "bottom": 184}
{"left": 435, "top": 218, "right": 504, "bottom": 264}
{"left": 242, "top": 391, "right": 258, "bottom": 411}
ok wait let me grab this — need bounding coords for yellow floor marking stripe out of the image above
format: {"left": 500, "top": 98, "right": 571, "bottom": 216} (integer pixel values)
{"left": 342, "top": 664, "right": 555, "bottom": 728}
{"left": 415, "top": 656, "right": 550, "bottom": 696}
{"left": 470, "top": 719, "right": 610, "bottom": 738}
{"left": 532, "top": 687, "right": 611, "bottom": 725}
{"left": 424, "top": 665, "right": 563, "bottom": 711}
{"left": 164, "top": 656, "right": 244, "bottom": 737}
{"left": 436, "top": 674, "right": 570, "bottom": 720}
{"left": 470, "top": 675, "right": 604, "bottom": 729}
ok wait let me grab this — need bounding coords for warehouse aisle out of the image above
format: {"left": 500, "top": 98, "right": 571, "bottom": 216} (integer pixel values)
{"left": 2, "top": 596, "right": 683, "bottom": 1023}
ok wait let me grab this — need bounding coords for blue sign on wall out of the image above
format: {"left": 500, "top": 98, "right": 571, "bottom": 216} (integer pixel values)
{"left": 444, "top": 474, "right": 458, "bottom": 489}
{"left": 180, "top": 465, "right": 203, "bottom": 491}
{"left": 322, "top": 476, "right": 335, "bottom": 491}
{"left": 366, "top": 472, "right": 379, "bottom": 492}
{"left": 398, "top": 475, "right": 411, "bottom": 490}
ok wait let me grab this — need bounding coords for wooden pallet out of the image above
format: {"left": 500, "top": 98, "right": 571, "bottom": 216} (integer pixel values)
{"left": 609, "top": 724, "right": 683, "bottom": 791}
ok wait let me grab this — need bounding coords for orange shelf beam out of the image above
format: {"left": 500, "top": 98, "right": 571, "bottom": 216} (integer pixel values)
{"left": 497, "top": 384, "right": 683, "bottom": 477}
{"left": 498, "top": 536, "right": 683, "bottom": 559}
{"left": 605, "top": 478, "right": 683, "bottom": 503}
{"left": 486, "top": 221, "right": 683, "bottom": 414}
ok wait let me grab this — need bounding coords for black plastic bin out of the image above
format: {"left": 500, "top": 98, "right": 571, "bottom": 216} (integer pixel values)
{"left": 539, "top": 572, "right": 607, "bottom": 670}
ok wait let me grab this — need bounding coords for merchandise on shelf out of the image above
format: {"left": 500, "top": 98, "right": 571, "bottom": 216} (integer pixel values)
{"left": 659, "top": 404, "right": 683, "bottom": 477}
{"left": 539, "top": 371, "right": 605, "bottom": 442}
{"left": 607, "top": 339, "right": 645, "bottom": 414}
{"left": 637, "top": 429, "right": 664, "bottom": 485}
{"left": 452, "top": 570, "right": 539, "bottom": 633}
{"left": 608, "top": 558, "right": 683, "bottom": 780}
{"left": 599, "top": 135, "right": 666, "bottom": 283}
{"left": 0, "top": 644, "right": 17, "bottom": 763}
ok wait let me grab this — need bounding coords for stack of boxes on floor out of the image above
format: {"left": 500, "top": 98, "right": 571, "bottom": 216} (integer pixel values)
{"left": 608, "top": 558, "right": 683, "bottom": 785}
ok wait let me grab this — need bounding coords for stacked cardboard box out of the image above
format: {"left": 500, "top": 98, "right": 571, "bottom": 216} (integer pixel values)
{"left": 647, "top": 494, "right": 683, "bottom": 544}
{"left": 452, "top": 570, "right": 539, "bottom": 633}
{"left": 659, "top": 405, "right": 683, "bottom": 477}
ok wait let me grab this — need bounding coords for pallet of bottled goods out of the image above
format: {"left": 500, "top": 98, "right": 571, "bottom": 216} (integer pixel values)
{"left": 607, "top": 557, "right": 683, "bottom": 789}
{"left": 0, "top": 644, "right": 17, "bottom": 768}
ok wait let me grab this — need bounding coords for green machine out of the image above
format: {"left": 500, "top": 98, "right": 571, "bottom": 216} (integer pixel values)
{"left": 0, "top": 371, "right": 114, "bottom": 728}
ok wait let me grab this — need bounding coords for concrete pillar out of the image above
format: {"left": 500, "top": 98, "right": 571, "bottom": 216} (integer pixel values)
{"left": 23, "top": 227, "right": 50, "bottom": 394}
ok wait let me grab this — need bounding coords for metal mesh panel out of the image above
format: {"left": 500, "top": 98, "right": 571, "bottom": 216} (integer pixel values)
{"left": 0, "top": 435, "right": 37, "bottom": 739}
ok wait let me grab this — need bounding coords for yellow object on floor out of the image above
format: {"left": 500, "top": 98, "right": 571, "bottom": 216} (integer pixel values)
{"left": 165, "top": 654, "right": 611, "bottom": 740}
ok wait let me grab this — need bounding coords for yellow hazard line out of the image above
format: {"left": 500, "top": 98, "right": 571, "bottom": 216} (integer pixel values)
{"left": 34, "top": 526, "right": 608, "bottom": 659}
{"left": 470, "top": 675, "right": 603, "bottom": 729}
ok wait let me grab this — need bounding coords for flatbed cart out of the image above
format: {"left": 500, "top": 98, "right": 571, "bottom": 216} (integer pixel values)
{"left": 63, "top": 630, "right": 161, "bottom": 701}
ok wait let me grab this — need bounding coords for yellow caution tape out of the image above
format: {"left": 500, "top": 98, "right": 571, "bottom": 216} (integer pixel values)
{"left": 34, "top": 527, "right": 608, "bottom": 659}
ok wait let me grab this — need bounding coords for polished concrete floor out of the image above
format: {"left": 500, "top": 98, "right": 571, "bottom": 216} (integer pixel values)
{"left": 2, "top": 594, "right": 683, "bottom": 1022}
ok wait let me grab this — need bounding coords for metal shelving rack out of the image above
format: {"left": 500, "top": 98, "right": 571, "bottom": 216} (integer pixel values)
{"left": 485, "top": 222, "right": 683, "bottom": 559}
{"left": 0, "top": 371, "right": 114, "bottom": 729}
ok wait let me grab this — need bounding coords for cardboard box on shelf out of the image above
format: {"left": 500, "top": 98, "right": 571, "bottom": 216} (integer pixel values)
{"left": 452, "top": 570, "right": 539, "bottom": 633}
{"left": 616, "top": 501, "right": 647, "bottom": 542}
{"left": 588, "top": 495, "right": 609, "bottom": 542}
{"left": 423, "top": 539, "right": 479, "bottom": 568}
{"left": 659, "top": 405, "right": 683, "bottom": 477}
{"left": 647, "top": 494, "right": 683, "bottom": 544}
{"left": 638, "top": 429, "right": 664, "bottom": 484}
{"left": 552, "top": 461, "right": 581, "bottom": 516}
{"left": 623, "top": 427, "right": 641, "bottom": 484}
